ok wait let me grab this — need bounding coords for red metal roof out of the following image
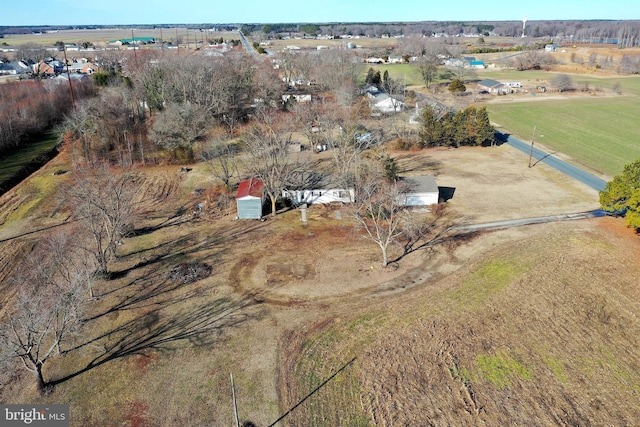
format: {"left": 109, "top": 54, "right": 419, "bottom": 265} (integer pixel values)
{"left": 236, "top": 178, "right": 264, "bottom": 198}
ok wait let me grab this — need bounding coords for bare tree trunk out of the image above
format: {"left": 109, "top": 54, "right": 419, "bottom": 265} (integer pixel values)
{"left": 35, "top": 362, "right": 47, "bottom": 395}
{"left": 380, "top": 243, "right": 389, "bottom": 267}
{"left": 268, "top": 190, "right": 277, "bottom": 216}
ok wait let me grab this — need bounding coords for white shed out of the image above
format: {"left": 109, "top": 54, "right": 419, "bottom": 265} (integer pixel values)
{"left": 399, "top": 175, "right": 439, "bottom": 206}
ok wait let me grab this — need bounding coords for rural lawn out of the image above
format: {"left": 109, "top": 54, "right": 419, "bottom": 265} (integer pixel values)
{"left": 3, "top": 138, "right": 635, "bottom": 426}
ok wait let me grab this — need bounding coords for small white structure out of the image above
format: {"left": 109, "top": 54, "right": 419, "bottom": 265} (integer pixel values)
{"left": 399, "top": 176, "right": 439, "bottom": 207}
{"left": 282, "top": 188, "right": 354, "bottom": 205}
{"left": 370, "top": 93, "right": 405, "bottom": 114}
{"left": 282, "top": 93, "right": 312, "bottom": 103}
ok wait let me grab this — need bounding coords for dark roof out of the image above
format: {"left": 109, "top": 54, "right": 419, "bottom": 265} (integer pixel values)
{"left": 477, "top": 79, "right": 503, "bottom": 88}
{"left": 236, "top": 178, "right": 264, "bottom": 199}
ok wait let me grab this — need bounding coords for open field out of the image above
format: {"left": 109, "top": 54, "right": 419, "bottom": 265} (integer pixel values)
{"left": 283, "top": 217, "right": 640, "bottom": 425}
{"left": 487, "top": 96, "right": 640, "bottom": 177}
{"left": 1, "top": 29, "right": 240, "bottom": 49}
{"left": 2, "top": 133, "right": 632, "bottom": 426}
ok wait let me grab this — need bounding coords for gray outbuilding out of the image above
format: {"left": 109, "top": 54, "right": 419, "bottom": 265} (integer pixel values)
{"left": 236, "top": 178, "right": 265, "bottom": 219}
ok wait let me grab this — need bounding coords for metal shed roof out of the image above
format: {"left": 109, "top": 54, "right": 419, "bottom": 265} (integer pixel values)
{"left": 236, "top": 178, "right": 264, "bottom": 199}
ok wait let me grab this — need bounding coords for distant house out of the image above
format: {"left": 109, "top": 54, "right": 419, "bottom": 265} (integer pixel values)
{"left": 68, "top": 62, "right": 98, "bottom": 74}
{"left": 370, "top": 93, "right": 405, "bottom": 114}
{"left": 469, "top": 60, "right": 485, "bottom": 69}
{"left": 388, "top": 56, "right": 404, "bottom": 64}
{"left": 545, "top": 43, "right": 559, "bottom": 52}
{"left": 399, "top": 175, "right": 439, "bottom": 207}
{"left": 33, "top": 60, "right": 55, "bottom": 76}
{"left": 236, "top": 179, "right": 265, "bottom": 219}
{"left": 109, "top": 37, "right": 155, "bottom": 46}
{"left": 477, "top": 79, "right": 511, "bottom": 95}
{"left": 366, "top": 57, "right": 384, "bottom": 64}
{"left": 0, "top": 61, "right": 30, "bottom": 75}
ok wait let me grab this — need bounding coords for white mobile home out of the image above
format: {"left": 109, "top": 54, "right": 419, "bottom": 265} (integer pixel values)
{"left": 282, "top": 188, "right": 354, "bottom": 205}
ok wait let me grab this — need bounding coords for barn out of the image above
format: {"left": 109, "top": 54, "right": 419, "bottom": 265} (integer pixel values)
{"left": 236, "top": 178, "right": 265, "bottom": 219}
{"left": 399, "top": 175, "right": 439, "bottom": 207}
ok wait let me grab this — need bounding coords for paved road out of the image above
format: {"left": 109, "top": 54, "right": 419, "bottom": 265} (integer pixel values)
{"left": 499, "top": 131, "right": 608, "bottom": 192}
{"left": 238, "top": 31, "right": 257, "bottom": 57}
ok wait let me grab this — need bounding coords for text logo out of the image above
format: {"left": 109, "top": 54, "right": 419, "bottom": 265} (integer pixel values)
{"left": 1, "top": 405, "right": 69, "bottom": 426}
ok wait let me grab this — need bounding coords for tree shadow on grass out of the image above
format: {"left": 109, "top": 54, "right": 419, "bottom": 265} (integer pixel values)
{"left": 49, "top": 295, "right": 258, "bottom": 389}
{"left": 393, "top": 224, "right": 482, "bottom": 265}
{"left": 132, "top": 205, "right": 192, "bottom": 237}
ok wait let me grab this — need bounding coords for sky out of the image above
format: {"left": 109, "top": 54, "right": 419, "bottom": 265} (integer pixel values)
{"left": 2, "top": 0, "right": 640, "bottom": 26}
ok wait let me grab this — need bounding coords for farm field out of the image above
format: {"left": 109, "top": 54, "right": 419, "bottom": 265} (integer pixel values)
{"left": 283, "top": 217, "right": 640, "bottom": 425}
{"left": 1, "top": 29, "right": 240, "bottom": 48}
{"left": 485, "top": 92, "right": 640, "bottom": 177}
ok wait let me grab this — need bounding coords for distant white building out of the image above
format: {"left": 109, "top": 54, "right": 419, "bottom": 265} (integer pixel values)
{"left": 370, "top": 93, "right": 405, "bottom": 114}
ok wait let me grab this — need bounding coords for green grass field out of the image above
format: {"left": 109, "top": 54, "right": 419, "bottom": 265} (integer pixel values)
{"left": 0, "top": 131, "right": 60, "bottom": 186}
{"left": 486, "top": 94, "right": 640, "bottom": 177}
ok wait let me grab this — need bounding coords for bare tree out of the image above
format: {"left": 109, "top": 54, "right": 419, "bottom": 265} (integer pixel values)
{"left": 243, "top": 109, "right": 309, "bottom": 216}
{"left": 0, "top": 234, "right": 91, "bottom": 394}
{"left": 150, "top": 102, "right": 210, "bottom": 161}
{"left": 64, "top": 163, "right": 139, "bottom": 275}
{"left": 311, "top": 49, "right": 363, "bottom": 107}
{"left": 308, "top": 103, "right": 376, "bottom": 189}
{"left": 511, "top": 50, "right": 556, "bottom": 71}
{"left": 200, "top": 135, "right": 242, "bottom": 189}
{"left": 416, "top": 57, "right": 438, "bottom": 88}
{"left": 16, "top": 43, "right": 49, "bottom": 64}
{"left": 350, "top": 163, "right": 408, "bottom": 267}
{"left": 552, "top": 73, "right": 573, "bottom": 92}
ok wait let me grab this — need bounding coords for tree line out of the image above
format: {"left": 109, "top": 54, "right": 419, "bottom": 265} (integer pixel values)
{"left": 418, "top": 105, "right": 495, "bottom": 149}
{"left": 0, "top": 79, "right": 95, "bottom": 156}
{"left": 244, "top": 20, "right": 640, "bottom": 47}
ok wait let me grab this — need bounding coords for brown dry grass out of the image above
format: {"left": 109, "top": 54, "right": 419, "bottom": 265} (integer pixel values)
{"left": 0, "top": 114, "right": 638, "bottom": 426}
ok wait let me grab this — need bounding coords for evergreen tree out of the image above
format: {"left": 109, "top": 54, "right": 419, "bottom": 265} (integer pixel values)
{"left": 475, "top": 107, "right": 496, "bottom": 146}
{"left": 600, "top": 160, "right": 640, "bottom": 231}
{"left": 448, "top": 78, "right": 467, "bottom": 93}
{"left": 418, "top": 106, "right": 444, "bottom": 148}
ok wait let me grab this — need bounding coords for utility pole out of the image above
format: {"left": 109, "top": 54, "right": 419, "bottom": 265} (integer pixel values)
{"left": 62, "top": 45, "right": 76, "bottom": 111}
{"left": 230, "top": 373, "right": 240, "bottom": 427}
{"left": 528, "top": 125, "right": 536, "bottom": 168}
{"left": 131, "top": 28, "right": 137, "bottom": 63}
